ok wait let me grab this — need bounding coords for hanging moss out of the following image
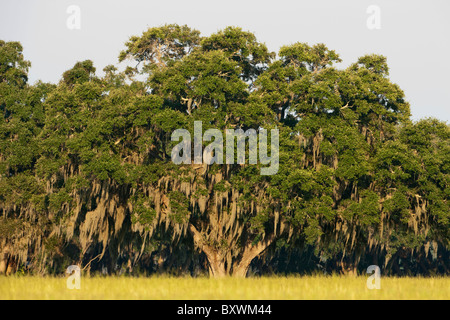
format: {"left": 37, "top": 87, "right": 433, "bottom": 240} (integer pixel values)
{"left": 0, "top": 29, "right": 448, "bottom": 277}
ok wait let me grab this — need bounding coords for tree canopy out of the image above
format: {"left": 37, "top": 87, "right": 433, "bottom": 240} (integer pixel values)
{"left": 0, "top": 25, "right": 448, "bottom": 277}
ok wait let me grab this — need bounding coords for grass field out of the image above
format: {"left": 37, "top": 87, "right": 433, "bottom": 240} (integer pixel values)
{"left": 0, "top": 275, "right": 449, "bottom": 300}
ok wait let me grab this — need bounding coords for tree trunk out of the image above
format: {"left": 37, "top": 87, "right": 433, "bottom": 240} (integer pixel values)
{"left": 189, "top": 224, "right": 275, "bottom": 278}
{"left": 5, "top": 256, "right": 16, "bottom": 275}
{"left": 232, "top": 260, "right": 252, "bottom": 278}
{"left": 189, "top": 224, "right": 227, "bottom": 278}
{"left": 0, "top": 256, "right": 7, "bottom": 274}
{"left": 339, "top": 260, "right": 357, "bottom": 276}
{"left": 232, "top": 235, "right": 275, "bottom": 278}
{"left": 208, "top": 253, "right": 227, "bottom": 278}
{"left": 0, "top": 246, "right": 11, "bottom": 275}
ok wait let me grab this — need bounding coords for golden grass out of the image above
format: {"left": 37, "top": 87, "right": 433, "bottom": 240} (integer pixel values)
{"left": 0, "top": 275, "right": 449, "bottom": 300}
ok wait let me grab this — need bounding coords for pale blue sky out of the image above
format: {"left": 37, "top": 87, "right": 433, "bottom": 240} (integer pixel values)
{"left": 0, "top": 0, "right": 449, "bottom": 122}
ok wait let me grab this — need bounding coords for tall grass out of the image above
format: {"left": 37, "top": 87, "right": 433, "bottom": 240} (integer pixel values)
{"left": 1, "top": 275, "right": 449, "bottom": 300}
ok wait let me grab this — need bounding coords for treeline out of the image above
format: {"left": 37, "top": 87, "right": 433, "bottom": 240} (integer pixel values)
{"left": 0, "top": 25, "right": 448, "bottom": 277}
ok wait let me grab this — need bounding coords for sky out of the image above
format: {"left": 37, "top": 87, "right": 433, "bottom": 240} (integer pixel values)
{"left": 0, "top": 0, "right": 449, "bottom": 122}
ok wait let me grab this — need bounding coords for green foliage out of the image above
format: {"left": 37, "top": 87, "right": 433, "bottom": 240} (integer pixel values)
{"left": 62, "top": 60, "right": 96, "bottom": 86}
{"left": 0, "top": 26, "right": 448, "bottom": 276}
{"left": 119, "top": 24, "right": 201, "bottom": 71}
{"left": 131, "top": 193, "right": 156, "bottom": 230}
{"left": 169, "top": 191, "right": 190, "bottom": 223}
{"left": 0, "top": 40, "right": 30, "bottom": 87}
{"left": 0, "top": 219, "right": 23, "bottom": 239}
{"left": 201, "top": 26, "right": 274, "bottom": 82}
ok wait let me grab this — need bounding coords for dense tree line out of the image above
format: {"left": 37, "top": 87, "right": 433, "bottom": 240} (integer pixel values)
{"left": 0, "top": 25, "right": 448, "bottom": 277}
